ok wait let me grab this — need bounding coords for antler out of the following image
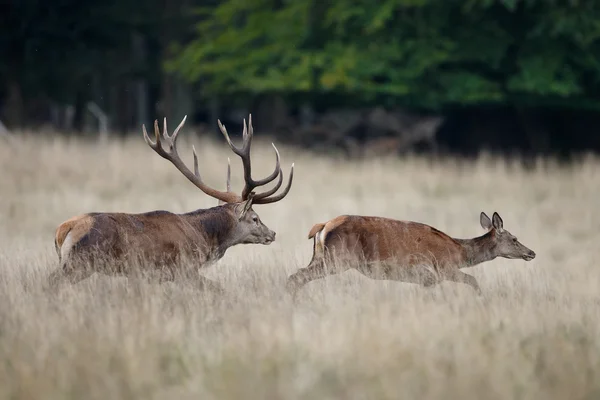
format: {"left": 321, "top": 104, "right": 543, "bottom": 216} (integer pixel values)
{"left": 217, "top": 114, "right": 294, "bottom": 205}
{"left": 143, "top": 116, "right": 242, "bottom": 204}
{"left": 217, "top": 158, "right": 232, "bottom": 206}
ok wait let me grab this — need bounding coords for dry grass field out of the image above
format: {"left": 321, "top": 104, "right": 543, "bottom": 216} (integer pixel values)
{"left": 0, "top": 128, "right": 599, "bottom": 400}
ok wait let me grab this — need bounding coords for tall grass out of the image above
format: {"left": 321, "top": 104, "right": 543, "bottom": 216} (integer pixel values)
{"left": 0, "top": 130, "right": 599, "bottom": 399}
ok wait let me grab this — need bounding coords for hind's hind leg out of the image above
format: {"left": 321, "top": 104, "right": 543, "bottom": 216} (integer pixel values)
{"left": 286, "top": 257, "right": 350, "bottom": 297}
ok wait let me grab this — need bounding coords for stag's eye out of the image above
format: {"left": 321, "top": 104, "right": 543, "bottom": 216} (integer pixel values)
{"left": 252, "top": 216, "right": 259, "bottom": 223}
{"left": 512, "top": 237, "right": 518, "bottom": 243}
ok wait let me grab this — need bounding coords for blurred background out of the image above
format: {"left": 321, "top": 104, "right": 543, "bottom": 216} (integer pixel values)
{"left": 2, "top": 0, "right": 600, "bottom": 160}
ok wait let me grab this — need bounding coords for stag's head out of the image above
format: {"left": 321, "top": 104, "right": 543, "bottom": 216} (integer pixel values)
{"left": 226, "top": 194, "right": 276, "bottom": 245}
{"left": 142, "top": 114, "right": 293, "bottom": 246}
{"left": 480, "top": 212, "right": 536, "bottom": 261}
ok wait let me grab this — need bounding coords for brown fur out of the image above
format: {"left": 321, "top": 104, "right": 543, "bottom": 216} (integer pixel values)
{"left": 308, "top": 223, "right": 325, "bottom": 239}
{"left": 54, "top": 215, "right": 94, "bottom": 257}
{"left": 320, "top": 216, "right": 467, "bottom": 265}
{"left": 50, "top": 203, "right": 275, "bottom": 290}
{"left": 287, "top": 212, "right": 536, "bottom": 296}
{"left": 308, "top": 216, "right": 349, "bottom": 239}
{"left": 49, "top": 114, "right": 293, "bottom": 292}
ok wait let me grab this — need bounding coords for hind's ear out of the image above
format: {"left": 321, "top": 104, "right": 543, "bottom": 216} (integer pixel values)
{"left": 480, "top": 212, "right": 492, "bottom": 231}
{"left": 492, "top": 212, "right": 504, "bottom": 232}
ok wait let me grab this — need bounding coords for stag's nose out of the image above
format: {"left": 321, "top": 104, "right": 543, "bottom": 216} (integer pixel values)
{"left": 524, "top": 250, "right": 536, "bottom": 261}
{"left": 266, "top": 230, "right": 276, "bottom": 243}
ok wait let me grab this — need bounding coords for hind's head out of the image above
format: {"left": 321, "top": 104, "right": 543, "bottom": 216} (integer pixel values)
{"left": 480, "top": 212, "right": 536, "bottom": 261}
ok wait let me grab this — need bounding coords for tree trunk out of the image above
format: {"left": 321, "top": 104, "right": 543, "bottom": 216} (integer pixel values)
{"left": 133, "top": 31, "right": 149, "bottom": 128}
{"left": 3, "top": 81, "right": 24, "bottom": 129}
{"left": 209, "top": 96, "right": 220, "bottom": 136}
{"left": 73, "top": 89, "right": 86, "bottom": 134}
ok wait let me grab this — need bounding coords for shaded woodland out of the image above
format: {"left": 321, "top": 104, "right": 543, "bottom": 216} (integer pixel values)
{"left": 2, "top": 0, "right": 600, "bottom": 158}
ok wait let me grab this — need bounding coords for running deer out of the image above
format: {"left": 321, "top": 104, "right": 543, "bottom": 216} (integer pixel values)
{"left": 286, "top": 212, "right": 535, "bottom": 296}
{"left": 50, "top": 115, "right": 294, "bottom": 292}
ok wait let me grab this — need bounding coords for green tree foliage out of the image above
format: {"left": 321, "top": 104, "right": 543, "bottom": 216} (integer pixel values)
{"left": 168, "top": 0, "right": 600, "bottom": 109}
{"left": 0, "top": 0, "right": 168, "bottom": 115}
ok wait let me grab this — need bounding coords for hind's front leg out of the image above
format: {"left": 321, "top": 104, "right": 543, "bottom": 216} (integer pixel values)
{"left": 441, "top": 269, "right": 482, "bottom": 295}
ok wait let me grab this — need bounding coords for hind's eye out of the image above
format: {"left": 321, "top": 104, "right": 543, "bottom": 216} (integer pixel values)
{"left": 512, "top": 237, "right": 518, "bottom": 243}
{"left": 252, "top": 216, "right": 259, "bottom": 223}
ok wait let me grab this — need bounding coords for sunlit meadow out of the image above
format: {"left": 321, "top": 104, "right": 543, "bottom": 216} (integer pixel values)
{"left": 0, "top": 127, "right": 599, "bottom": 399}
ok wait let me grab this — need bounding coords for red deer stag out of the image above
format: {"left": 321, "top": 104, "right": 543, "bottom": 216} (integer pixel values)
{"left": 286, "top": 212, "right": 535, "bottom": 296}
{"left": 50, "top": 115, "right": 294, "bottom": 292}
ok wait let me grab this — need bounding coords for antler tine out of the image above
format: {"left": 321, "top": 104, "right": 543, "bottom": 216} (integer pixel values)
{"left": 253, "top": 163, "right": 295, "bottom": 205}
{"left": 217, "top": 157, "right": 233, "bottom": 206}
{"left": 142, "top": 119, "right": 168, "bottom": 159}
{"left": 248, "top": 114, "right": 254, "bottom": 137}
{"left": 252, "top": 143, "right": 284, "bottom": 200}
{"left": 248, "top": 141, "right": 280, "bottom": 184}
{"left": 217, "top": 115, "right": 280, "bottom": 200}
{"left": 171, "top": 115, "right": 187, "bottom": 143}
{"left": 143, "top": 115, "right": 241, "bottom": 204}
{"left": 245, "top": 114, "right": 254, "bottom": 143}
{"left": 253, "top": 166, "right": 283, "bottom": 200}
{"left": 142, "top": 122, "right": 154, "bottom": 146}
{"left": 192, "top": 145, "right": 200, "bottom": 177}
{"left": 217, "top": 119, "right": 244, "bottom": 157}
{"left": 226, "top": 157, "right": 231, "bottom": 192}
{"left": 242, "top": 118, "right": 249, "bottom": 142}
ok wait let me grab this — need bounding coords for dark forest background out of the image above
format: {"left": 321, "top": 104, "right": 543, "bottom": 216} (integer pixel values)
{"left": 2, "top": 0, "right": 600, "bottom": 160}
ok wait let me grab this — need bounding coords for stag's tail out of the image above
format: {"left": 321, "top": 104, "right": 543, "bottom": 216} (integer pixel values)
{"left": 54, "top": 221, "right": 75, "bottom": 263}
{"left": 54, "top": 214, "right": 94, "bottom": 263}
{"left": 308, "top": 223, "right": 327, "bottom": 259}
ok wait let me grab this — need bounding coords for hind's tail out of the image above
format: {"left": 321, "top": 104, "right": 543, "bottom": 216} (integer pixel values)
{"left": 308, "top": 223, "right": 325, "bottom": 239}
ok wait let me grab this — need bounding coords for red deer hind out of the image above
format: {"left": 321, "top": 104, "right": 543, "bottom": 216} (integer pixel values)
{"left": 286, "top": 212, "right": 535, "bottom": 296}
{"left": 50, "top": 115, "right": 294, "bottom": 292}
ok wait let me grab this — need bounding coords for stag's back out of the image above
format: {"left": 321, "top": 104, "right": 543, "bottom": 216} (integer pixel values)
{"left": 55, "top": 211, "right": 207, "bottom": 265}
{"left": 313, "top": 215, "right": 465, "bottom": 265}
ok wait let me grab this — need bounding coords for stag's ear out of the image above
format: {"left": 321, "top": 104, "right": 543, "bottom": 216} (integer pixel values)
{"left": 235, "top": 193, "right": 255, "bottom": 220}
{"left": 480, "top": 212, "right": 493, "bottom": 231}
{"left": 492, "top": 212, "right": 504, "bottom": 232}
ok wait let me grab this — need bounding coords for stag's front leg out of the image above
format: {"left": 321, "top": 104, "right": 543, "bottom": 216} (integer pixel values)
{"left": 191, "top": 274, "right": 225, "bottom": 295}
{"left": 171, "top": 266, "right": 225, "bottom": 295}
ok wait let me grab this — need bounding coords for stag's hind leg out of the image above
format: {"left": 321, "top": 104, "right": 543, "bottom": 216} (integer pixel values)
{"left": 47, "top": 259, "right": 95, "bottom": 290}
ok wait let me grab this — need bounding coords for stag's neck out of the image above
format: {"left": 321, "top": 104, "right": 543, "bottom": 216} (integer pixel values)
{"left": 182, "top": 205, "right": 238, "bottom": 260}
{"left": 454, "top": 231, "right": 497, "bottom": 267}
